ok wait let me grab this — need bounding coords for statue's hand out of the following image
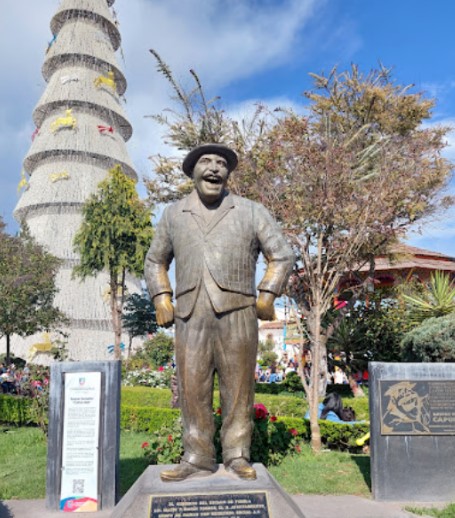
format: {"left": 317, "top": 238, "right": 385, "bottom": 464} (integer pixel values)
{"left": 154, "top": 293, "right": 175, "bottom": 327}
{"left": 256, "top": 291, "right": 276, "bottom": 321}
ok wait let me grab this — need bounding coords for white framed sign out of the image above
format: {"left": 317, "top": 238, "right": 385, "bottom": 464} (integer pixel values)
{"left": 60, "top": 371, "right": 102, "bottom": 512}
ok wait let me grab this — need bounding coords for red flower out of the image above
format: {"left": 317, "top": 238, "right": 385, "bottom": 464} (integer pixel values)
{"left": 289, "top": 428, "right": 298, "bottom": 437}
{"left": 253, "top": 403, "right": 269, "bottom": 420}
{"left": 167, "top": 435, "right": 173, "bottom": 442}
{"left": 141, "top": 442, "right": 149, "bottom": 449}
{"left": 295, "top": 445, "right": 302, "bottom": 453}
{"left": 216, "top": 407, "right": 222, "bottom": 415}
{"left": 270, "top": 416, "right": 277, "bottom": 422}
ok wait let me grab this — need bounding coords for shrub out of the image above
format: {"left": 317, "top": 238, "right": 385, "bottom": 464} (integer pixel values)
{"left": 298, "top": 417, "right": 369, "bottom": 451}
{"left": 254, "top": 383, "right": 284, "bottom": 395}
{"left": 0, "top": 395, "right": 32, "bottom": 425}
{"left": 142, "top": 403, "right": 302, "bottom": 467}
{"left": 281, "top": 371, "right": 304, "bottom": 393}
{"left": 122, "top": 368, "right": 172, "bottom": 388}
{"left": 136, "top": 332, "right": 174, "bottom": 369}
{"left": 401, "top": 314, "right": 455, "bottom": 362}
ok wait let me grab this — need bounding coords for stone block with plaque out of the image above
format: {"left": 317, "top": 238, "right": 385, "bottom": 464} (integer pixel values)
{"left": 370, "top": 362, "right": 455, "bottom": 501}
{"left": 112, "top": 463, "right": 305, "bottom": 517}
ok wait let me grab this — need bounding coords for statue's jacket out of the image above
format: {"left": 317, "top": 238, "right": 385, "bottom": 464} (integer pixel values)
{"left": 145, "top": 190, "right": 295, "bottom": 319}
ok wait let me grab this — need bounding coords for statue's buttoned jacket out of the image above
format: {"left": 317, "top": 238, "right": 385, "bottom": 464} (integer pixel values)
{"left": 145, "top": 190, "right": 294, "bottom": 317}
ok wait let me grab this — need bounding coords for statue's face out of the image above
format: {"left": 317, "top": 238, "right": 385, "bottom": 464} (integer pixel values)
{"left": 193, "top": 153, "right": 229, "bottom": 205}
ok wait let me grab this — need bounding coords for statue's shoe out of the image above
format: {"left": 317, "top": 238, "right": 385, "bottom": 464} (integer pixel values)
{"left": 226, "top": 458, "right": 257, "bottom": 480}
{"left": 160, "top": 462, "right": 213, "bottom": 482}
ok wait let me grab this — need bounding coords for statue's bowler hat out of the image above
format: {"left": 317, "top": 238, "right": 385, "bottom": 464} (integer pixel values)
{"left": 182, "top": 143, "right": 238, "bottom": 177}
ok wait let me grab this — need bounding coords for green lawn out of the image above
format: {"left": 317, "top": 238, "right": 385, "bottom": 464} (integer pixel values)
{"left": 406, "top": 504, "right": 455, "bottom": 518}
{"left": 0, "top": 427, "right": 47, "bottom": 499}
{"left": 0, "top": 426, "right": 370, "bottom": 499}
{"left": 2, "top": 425, "right": 454, "bottom": 517}
{"left": 269, "top": 445, "right": 370, "bottom": 496}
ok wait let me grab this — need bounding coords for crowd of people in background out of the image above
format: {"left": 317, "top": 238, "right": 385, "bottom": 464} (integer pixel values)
{"left": 0, "top": 362, "right": 49, "bottom": 396}
{"left": 255, "top": 357, "right": 299, "bottom": 383}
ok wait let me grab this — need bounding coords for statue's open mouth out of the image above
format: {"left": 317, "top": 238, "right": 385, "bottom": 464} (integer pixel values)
{"left": 204, "top": 176, "right": 222, "bottom": 184}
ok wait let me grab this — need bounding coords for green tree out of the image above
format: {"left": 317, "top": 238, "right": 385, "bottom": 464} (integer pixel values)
{"left": 401, "top": 313, "right": 455, "bottom": 362}
{"left": 122, "top": 290, "right": 158, "bottom": 357}
{"left": 146, "top": 57, "right": 453, "bottom": 451}
{"left": 258, "top": 335, "right": 278, "bottom": 368}
{"left": 329, "top": 292, "right": 410, "bottom": 363}
{"left": 402, "top": 271, "right": 455, "bottom": 325}
{"left": 73, "top": 165, "right": 154, "bottom": 359}
{"left": 0, "top": 219, "right": 66, "bottom": 363}
{"left": 138, "top": 331, "right": 174, "bottom": 369}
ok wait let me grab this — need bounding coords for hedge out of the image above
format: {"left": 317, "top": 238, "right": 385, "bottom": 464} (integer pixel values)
{"left": 120, "top": 405, "right": 179, "bottom": 433}
{"left": 121, "top": 387, "right": 308, "bottom": 418}
{"left": 1, "top": 387, "right": 370, "bottom": 448}
{"left": 0, "top": 395, "right": 33, "bottom": 426}
{"left": 121, "top": 387, "right": 173, "bottom": 408}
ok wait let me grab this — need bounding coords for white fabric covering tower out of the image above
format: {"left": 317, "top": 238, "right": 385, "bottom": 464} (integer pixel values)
{"left": 13, "top": 0, "right": 141, "bottom": 362}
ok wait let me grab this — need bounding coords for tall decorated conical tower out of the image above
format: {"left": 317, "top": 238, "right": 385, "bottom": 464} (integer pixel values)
{"left": 13, "top": 0, "right": 141, "bottom": 361}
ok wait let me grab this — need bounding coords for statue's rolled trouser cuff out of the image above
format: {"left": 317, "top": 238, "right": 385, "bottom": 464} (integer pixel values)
{"left": 182, "top": 451, "right": 216, "bottom": 471}
{"left": 222, "top": 447, "right": 250, "bottom": 465}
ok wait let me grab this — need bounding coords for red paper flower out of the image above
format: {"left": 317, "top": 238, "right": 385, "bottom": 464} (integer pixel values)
{"left": 216, "top": 407, "right": 222, "bottom": 415}
{"left": 141, "top": 442, "right": 149, "bottom": 449}
{"left": 289, "top": 428, "right": 298, "bottom": 436}
{"left": 270, "top": 416, "right": 277, "bottom": 422}
{"left": 253, "top": 403, "right": 269, "bottom": 420}
{"left": 167, "top": 435, "right": 173, "bottom": 442}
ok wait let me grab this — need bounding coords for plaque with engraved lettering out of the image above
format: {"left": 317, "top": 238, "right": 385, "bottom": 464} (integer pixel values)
{"left": 380, "top": 380, "right": 455, "bottom": 435}
{"left": 149, "top": 491, "right": 270, "bottom": 518}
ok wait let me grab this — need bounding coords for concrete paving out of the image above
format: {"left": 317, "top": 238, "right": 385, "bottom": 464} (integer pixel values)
{"left": 0, "top": 496, "right": 443, "bottom": 517}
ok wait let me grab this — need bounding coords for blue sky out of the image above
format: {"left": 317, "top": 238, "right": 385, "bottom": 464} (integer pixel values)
{"left": 1, "top": 0, "right": 455, "bottom": 254}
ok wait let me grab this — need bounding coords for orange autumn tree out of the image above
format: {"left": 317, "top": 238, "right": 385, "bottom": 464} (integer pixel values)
{"left": 147, "top": 56, "right": 453, "bottom": 451}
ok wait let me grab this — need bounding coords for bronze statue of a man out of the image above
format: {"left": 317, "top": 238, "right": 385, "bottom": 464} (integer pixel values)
{"left": 144, "top": 143, "right": 294, "bottom": 482}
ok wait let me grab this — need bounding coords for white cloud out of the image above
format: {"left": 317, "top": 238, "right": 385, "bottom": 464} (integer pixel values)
{"left": 117, "top": 0, "right": 320, "bottom": 89}
{"left": 421, "top": 80, "right": 455, "bottom": 100}
{"left": 0, "top": 0, "right": 324, "bottom": 232}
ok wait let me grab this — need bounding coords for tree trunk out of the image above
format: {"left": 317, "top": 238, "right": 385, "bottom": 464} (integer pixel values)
{"left": 110, "top": 274, "right": 122, "bottom": 360}
{"left": 318, "top": 340, "right": 328, "bottom": 397}
{"left": 6, "top": 334, "right": 11, "bottom": 365}
{"left": 308, "top": 309, "right": 323, "bottom": 452}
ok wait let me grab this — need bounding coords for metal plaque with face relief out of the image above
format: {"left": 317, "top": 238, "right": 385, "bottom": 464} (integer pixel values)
{"left": 149, "top": 491, "right": 270, "bottom": 518}
{"left": 380, "top": 380, "right": 455, "bottom": 435}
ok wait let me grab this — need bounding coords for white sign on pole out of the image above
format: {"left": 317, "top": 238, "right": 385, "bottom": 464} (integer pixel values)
{"left": 60, "top": 371, "right": 101, "bottom": 512}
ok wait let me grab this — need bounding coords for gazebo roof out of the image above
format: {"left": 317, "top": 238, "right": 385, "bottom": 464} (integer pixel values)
{"left": 358, "top": 243, "right": 455, "bottom": 273}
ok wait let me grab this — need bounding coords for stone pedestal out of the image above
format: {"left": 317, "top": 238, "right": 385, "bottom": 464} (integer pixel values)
{"left": 370, "top": 362, "right": 455, "bottom": 501}
{"left": 112, "top": 463, "right": 305, "bottom": 517}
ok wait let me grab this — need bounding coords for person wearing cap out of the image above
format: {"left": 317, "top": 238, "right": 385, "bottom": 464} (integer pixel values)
{"left": 144, "top": 143, "right": 294, "bottom": 482}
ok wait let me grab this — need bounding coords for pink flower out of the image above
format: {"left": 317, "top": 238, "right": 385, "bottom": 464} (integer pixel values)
{"left": 270, "top": 416, "right": 277, "bottom": 422}
{"left": 141, "top": 442, "right": 149, "bottom": 449}
{"left": 253, "top": 403, "right": 269, "bottom": 420}
{"left": 289, "top": 428, "right": 298, "bottom": 437}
